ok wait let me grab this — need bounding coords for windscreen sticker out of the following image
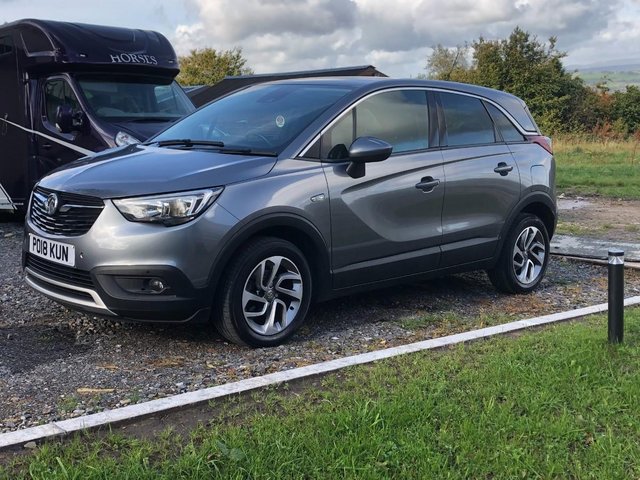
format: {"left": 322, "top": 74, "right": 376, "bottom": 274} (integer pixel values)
{"left": 275, "top": 115, "right": 285, "bottom": 128}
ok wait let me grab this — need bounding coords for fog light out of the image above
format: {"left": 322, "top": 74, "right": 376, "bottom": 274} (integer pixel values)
{"left": 148, "top": 278, "right": 166, "bottom": 293}
{"left": 113, "top": 276, "right": 170, "bottom": 294}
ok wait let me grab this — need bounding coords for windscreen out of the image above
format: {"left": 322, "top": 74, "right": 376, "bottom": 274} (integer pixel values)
{"left": 152, "top": 83, "right": 354, "bottom": 154}
{"left": 78, "top": 76, "right": 195, "bottom": 121}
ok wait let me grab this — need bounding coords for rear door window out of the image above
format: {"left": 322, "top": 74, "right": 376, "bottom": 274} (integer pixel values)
{"left": 440, "top": 92, "right": 496, "bottom": 147}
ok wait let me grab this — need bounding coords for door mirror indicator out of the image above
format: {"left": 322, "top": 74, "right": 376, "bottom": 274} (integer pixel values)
{"left": 346, "top": 136, "right": 393, "bottom": 179}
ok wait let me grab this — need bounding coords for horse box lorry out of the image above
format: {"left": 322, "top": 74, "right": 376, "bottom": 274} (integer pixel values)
{"left": 0, "top": 19, "right": 195, "bottom": 212}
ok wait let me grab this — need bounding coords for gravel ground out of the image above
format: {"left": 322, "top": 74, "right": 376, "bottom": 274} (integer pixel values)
{"left": 1, "top": 219, "right": 640, "bottom": 433}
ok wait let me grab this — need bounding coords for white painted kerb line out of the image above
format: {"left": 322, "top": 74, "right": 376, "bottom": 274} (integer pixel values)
{"left": 2, "top": 295, "right": 640, "bottom": 450}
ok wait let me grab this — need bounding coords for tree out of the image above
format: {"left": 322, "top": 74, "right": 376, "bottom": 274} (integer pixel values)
{"left": 427, "top": 27, "right": 589, "bottom": 133}
{"left": 177, "top": 47, "right": 253, "bottom": 86}
{"left": 467, "top": 28, "right": 588, "bottom": 132}
{"left": 611, "top": 86, "right": 640, "bottom": 134}
{"left": 425, "top": 44, "right": 470, "bottom": 81}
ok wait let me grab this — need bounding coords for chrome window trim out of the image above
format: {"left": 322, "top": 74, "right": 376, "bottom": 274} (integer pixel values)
{"left": 296, "top": 86, "right": 531, "bottom": 159}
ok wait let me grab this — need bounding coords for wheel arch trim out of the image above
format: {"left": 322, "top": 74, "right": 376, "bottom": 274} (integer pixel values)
{"left": 207, "top": 210, "right": 332, "bottom": 302}
{"left": 496, "top": 192, "right": 557, "bottom": 262}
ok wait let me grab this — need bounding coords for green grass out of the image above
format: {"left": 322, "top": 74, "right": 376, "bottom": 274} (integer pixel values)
{"left": 555, "top": 221, "right": 614, "bottom": 236}
{"left": 554, "top": 138, "right": 640, "bottom": 199}
{"left": 3, "top": 309, "right": 640, "bottom": 479}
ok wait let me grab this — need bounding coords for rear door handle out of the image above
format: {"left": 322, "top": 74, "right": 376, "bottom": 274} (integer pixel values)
{"left": 415, "top": 176, "right": 440, "bottom": 193}
{"left": 494, "top": 162, "right": 513, "bottom": 176}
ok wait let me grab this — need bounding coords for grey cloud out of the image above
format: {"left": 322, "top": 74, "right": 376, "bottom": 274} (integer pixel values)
{"left": 356, "top": 0, "right": 621, "bottom": 54}
{"left": 173, "top": 0, "right": 633, "bottom": 77}
{"left": 197, "top": 0, "right": 357, "bottom": 42}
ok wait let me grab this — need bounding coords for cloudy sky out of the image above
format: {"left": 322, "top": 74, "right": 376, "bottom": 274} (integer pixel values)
{"left": 2, "top": 0, "right": 639, "bottom": 77}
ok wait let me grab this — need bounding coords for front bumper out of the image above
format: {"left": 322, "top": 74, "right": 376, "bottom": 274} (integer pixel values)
{"left": 22, "top": 200, "right": 238, "bottom": 323}
{"left": 23, "top": 254, "right": 212, "bottom": 323}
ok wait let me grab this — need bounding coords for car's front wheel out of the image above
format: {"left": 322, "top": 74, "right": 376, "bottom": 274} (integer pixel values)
{"left": 215, "top": 237, "right": 312, "bottom": 347}
{"left": 488, "top": 213, "right": 550, "bottom": 294}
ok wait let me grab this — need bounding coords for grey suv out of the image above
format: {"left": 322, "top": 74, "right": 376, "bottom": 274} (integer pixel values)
{"left": 23, "top": 78, "right": 556, "bottom": 347}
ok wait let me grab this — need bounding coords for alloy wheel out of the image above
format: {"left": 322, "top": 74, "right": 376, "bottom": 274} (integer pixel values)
{"left": 512, "top": 226, "right": 546, "bottom": 285}
{"left": 241, "top": 255, "right": 303, "bottom": 336}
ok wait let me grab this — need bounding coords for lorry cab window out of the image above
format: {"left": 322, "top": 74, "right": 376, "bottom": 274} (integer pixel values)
{"left": 20, "top": 26, "right": 53, "bottom": 54}
{"left": 0, "top": 36, "right": 13, "bottom": 55}
{"left": 44, "top": 79, "right": 81, "bottom": 126}
{"left": 78, "top": 77, "right": 192, "bottom": 121}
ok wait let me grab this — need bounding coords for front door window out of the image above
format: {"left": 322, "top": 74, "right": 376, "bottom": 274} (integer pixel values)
{"left": 43, "top": 78, "right": 81, "bottom": 128}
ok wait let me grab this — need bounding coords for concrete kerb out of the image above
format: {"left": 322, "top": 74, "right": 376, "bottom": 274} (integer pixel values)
{"left": 2, "top": 295, "right": 640, "bottom": 451}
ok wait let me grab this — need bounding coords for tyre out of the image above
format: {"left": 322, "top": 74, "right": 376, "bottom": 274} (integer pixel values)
{"left": 488, "top": 213, "right": 550, "bottom": 294}
{"left": 215, "top": 237, "right": 312, "bottom": 347}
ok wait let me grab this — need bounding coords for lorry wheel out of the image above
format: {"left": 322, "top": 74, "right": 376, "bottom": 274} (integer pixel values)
{"left": 488, "top": 213, "right": 550, "bottom": 294}
{"left": 215, "top": 237, "right": 312, "bottom": 347}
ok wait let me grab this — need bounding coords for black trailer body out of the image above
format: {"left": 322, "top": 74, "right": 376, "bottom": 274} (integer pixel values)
{"left": 0, "top": 19, "right": 195, "bottom": 212}
{"left": 187, "top": 65, "right": 387, "bottom": 108}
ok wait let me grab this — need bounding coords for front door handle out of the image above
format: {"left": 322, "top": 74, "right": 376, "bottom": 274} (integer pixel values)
{"left": 494, "top": 162, "right": 513, "bottom": 176}
{"left": 415, "top": 176, "right": 440, "bottom": 193}
{"left": 41, "top": 143, "right": 52, "bottom": 150}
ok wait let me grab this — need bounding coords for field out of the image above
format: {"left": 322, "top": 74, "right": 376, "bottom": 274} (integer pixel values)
{"left": 2, "top": 309, "right": 639, "bottom": 479}
{"left": 576, "top": 69, "right": 640, "bottom": 92}
{"left": 554, "top": 137, "right": 640, "bottom": 199}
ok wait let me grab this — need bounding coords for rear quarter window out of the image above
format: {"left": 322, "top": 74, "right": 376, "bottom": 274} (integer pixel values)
{"left": 485, "top": 103, "right": 526, "bottom": 143}
{"left": 440, "top": 92, "right": 495, "bottom": 147}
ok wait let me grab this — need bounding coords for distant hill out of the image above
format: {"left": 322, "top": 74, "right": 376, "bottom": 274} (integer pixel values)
{"left": 571, "top": 63, "right": 640, "bottom": 91}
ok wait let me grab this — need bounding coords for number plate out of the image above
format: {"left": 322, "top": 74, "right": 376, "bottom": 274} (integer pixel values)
{"left": 28, "top": 234, "right": 75, "bottom": 267}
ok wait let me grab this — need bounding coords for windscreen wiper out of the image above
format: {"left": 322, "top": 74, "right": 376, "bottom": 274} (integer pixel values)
{"left": 153, "top": 139, "right": 225, "bottom": 148}
{"left": 128, "top": 117, "right": 178, "bottom": 123}
{"left": 149, "top": 139, "right": 277, "bottom": 156}
{"left": 218, "top": 147, "right": 278, "bottom": 157}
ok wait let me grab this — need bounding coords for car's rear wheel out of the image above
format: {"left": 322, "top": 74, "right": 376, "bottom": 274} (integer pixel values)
{"left": 488, "top": 213, "right": 550, "bottom": 293}
{"left": 215, "top": 237, "right": 312, "bottom": 347}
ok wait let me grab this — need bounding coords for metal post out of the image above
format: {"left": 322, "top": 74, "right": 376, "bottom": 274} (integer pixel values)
{"left": 608, "top": 248, "right": 624, "bottom": 344}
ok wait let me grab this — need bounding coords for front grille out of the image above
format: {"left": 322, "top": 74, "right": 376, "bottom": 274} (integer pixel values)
{"left": 25, "top": 253, "right": 95, "bottom": 289}
{"left": 30, "top": 187, "right": 104, "bottom": 236}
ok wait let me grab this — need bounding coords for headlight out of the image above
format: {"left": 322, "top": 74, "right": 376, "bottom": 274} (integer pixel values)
{"left": 115, "top": 131, "right": 141, "bottom": 146}
{"left": 113, "top": 188, "right": 223, "bottom": 226}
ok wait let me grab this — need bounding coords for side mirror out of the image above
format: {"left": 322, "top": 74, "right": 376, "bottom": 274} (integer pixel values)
{"left": 55, "top": 105, "right": 74, "bottom": 134}
{"left": 346, "top": 136, "right": 393, "bottom": 179}
{"left": 55, "top": 105, "right": 86, "bottom": 134}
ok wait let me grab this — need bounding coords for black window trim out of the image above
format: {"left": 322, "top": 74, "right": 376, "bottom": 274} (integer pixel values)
{"left": 296, "top": 86, "right": 532, "bottom": 160}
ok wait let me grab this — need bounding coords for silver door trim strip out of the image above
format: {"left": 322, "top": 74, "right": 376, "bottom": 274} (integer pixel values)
{"left": 0, "top": 117, "right": 95, "bottom": 156}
